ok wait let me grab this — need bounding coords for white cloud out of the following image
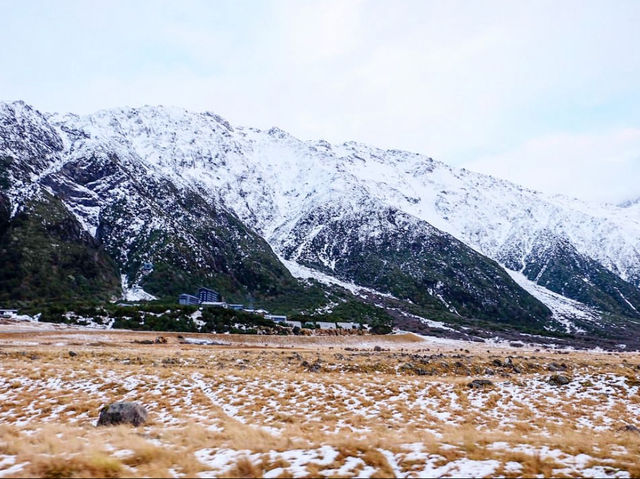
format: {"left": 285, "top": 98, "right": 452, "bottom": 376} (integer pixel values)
{"left": 465, "top": 128, "right": 640, "bottom": 203}
{"left": 1, "top": 0, "right": 640, "bottom": 203}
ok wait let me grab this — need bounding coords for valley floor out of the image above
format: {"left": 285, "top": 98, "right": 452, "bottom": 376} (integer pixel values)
{"left": 0, "top": 324, "right": 639, "bottom": 478}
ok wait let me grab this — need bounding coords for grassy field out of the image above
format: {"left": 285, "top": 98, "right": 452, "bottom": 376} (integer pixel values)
{"left": 0, "top": 323, "right": 639, "bottom": 477}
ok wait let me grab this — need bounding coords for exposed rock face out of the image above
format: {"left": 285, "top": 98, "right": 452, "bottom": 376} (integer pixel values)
{"left": 97, "top": 401, "right": 148, "bottom": 427}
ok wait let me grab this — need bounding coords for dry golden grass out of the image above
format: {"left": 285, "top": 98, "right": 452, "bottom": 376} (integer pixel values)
{"left": 0, "top": 328, "right": 639, "bottom": 477}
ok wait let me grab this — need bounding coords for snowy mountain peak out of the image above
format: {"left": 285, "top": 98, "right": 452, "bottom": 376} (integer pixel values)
{"left": 2, "top": 101, "right": 640, "bottom": 339}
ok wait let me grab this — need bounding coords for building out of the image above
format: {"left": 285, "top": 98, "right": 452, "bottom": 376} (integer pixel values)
{"left": 179, "top": 294, "right": 200, "bottom": 306}
{"left": 201, "top": 301, "right": 228, "bottom": 308}
{"left": 316, "top": 321, "right": 338, "bottom": 330}
{"left": 265, "top": 314, "right": 288, "bottom": 322}
{"left": 198, "top": 287, "right": 220, "bottom": 303}
{"left": 227, "top": 303, "right": 244, "bottom": 310}
{"left": 337, "top": 322, "right": 359, "bottom": 330}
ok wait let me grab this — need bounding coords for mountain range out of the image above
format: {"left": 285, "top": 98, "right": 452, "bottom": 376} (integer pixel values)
{"left": 2, "top": 100, "right": 640, "bottom": 347}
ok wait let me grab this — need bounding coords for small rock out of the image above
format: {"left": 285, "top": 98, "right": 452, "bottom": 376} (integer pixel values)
{"left": 308, "top": 362, "right": 322, "bottom": 373}
{"left": 373, "top": 345, "right": 383, "bottom": 352}
{"left": 162, "top": 357, "right": 180, "bottom": 366}
{"left": 548, "top": 362, "right": 567, "bottom": 372}
{"left": 68, "top": 351, "right": 77, "bottom": 357}
{"left": 618, "top": 424, "right": 640, "bottom": 434}
{"left": 492, "top": 359, "right": 503, "bottom": 367}
{"left": 549, "top": 374, "right": 570, "bottom": 386}
{"left": 468, "top": 379, "right": 494, "bottom": 389}
{"left": 97, "top": 402, "right": 148, "bottom": 427}
{"left": 155, "top": 336, "right": 168, "bottom": 344}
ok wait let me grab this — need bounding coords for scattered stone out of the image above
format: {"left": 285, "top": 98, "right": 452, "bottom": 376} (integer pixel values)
{"left": 492, "top": 359, "right": 503, "bottom": 367}
{"left": 162, "top": 357, "right": 180, "bottom": 366}
{"left": 155, "top": 336, "right": 168, "bottom": 344}
{"left": 134, "top": 340, "right": 154, "bottom": 345}
{"left": 308, "top": 362, "right": 321, "bottom": 373}
{"left": 97, "top": 402, "right": 148, "bottom": 427}
{"left": 468, "top": 379, "right": 494, "bottom": 389}
{"left": 301, "top": 360, "right": 321, "bottom": 372}
{"left": 549, "top": 374, "right": 571, "bottom": 386}
{"left": 618, "top": 424, "right": 640, "bottom": 434}
{"left": 68, "top": 351, "right": 77, "bottom": 357}
{"left": 400, "top": 363, "right": 429, "bottom": 376}
{"left": 548, "top": 362, "right": 567, "bottom": 372}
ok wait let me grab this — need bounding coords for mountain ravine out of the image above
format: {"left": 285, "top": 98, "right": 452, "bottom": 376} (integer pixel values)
{"left": 2, "top": 100, "right": 640, "bottom": 346}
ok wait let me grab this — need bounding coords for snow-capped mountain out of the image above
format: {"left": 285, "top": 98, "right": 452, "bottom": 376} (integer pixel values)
{"left": 2, "top": 100, "right": 640, "bottom": 341}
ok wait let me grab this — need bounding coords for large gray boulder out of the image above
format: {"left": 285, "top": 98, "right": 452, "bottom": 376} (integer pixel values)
{"left": 97, "top": 401, "right": 148, "bottom": 427}
{"left": 549, "top": 374, "right": 571, "bottom": 386}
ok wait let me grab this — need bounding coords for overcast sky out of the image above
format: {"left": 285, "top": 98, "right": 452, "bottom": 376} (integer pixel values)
{"left": 1, "top": 0, "right": 639, "bottom": 204}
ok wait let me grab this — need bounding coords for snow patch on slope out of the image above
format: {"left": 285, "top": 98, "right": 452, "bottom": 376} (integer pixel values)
{"left": 507, "top": 269, "right": 600, "bottom": 333}
{"left": 279, "top": 257, "right": 396, "bottom": 300}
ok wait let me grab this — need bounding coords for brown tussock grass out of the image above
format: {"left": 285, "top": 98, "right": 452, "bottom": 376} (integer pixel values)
{"left": 24, "top": 453, "right": 125, "bottom": 478}
{"left": 1, "top": 328, "right": 639, "bottom": 477}
{"left": 224, "top": 456, "right": 264, "bottom": 478}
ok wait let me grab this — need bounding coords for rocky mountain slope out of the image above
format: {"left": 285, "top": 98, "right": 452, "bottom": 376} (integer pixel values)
{"left": 0, "top": 102, "right": 326, "bottom": 311}
{"left": 2, "top": 100, "right": 640, "bottom": 343}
